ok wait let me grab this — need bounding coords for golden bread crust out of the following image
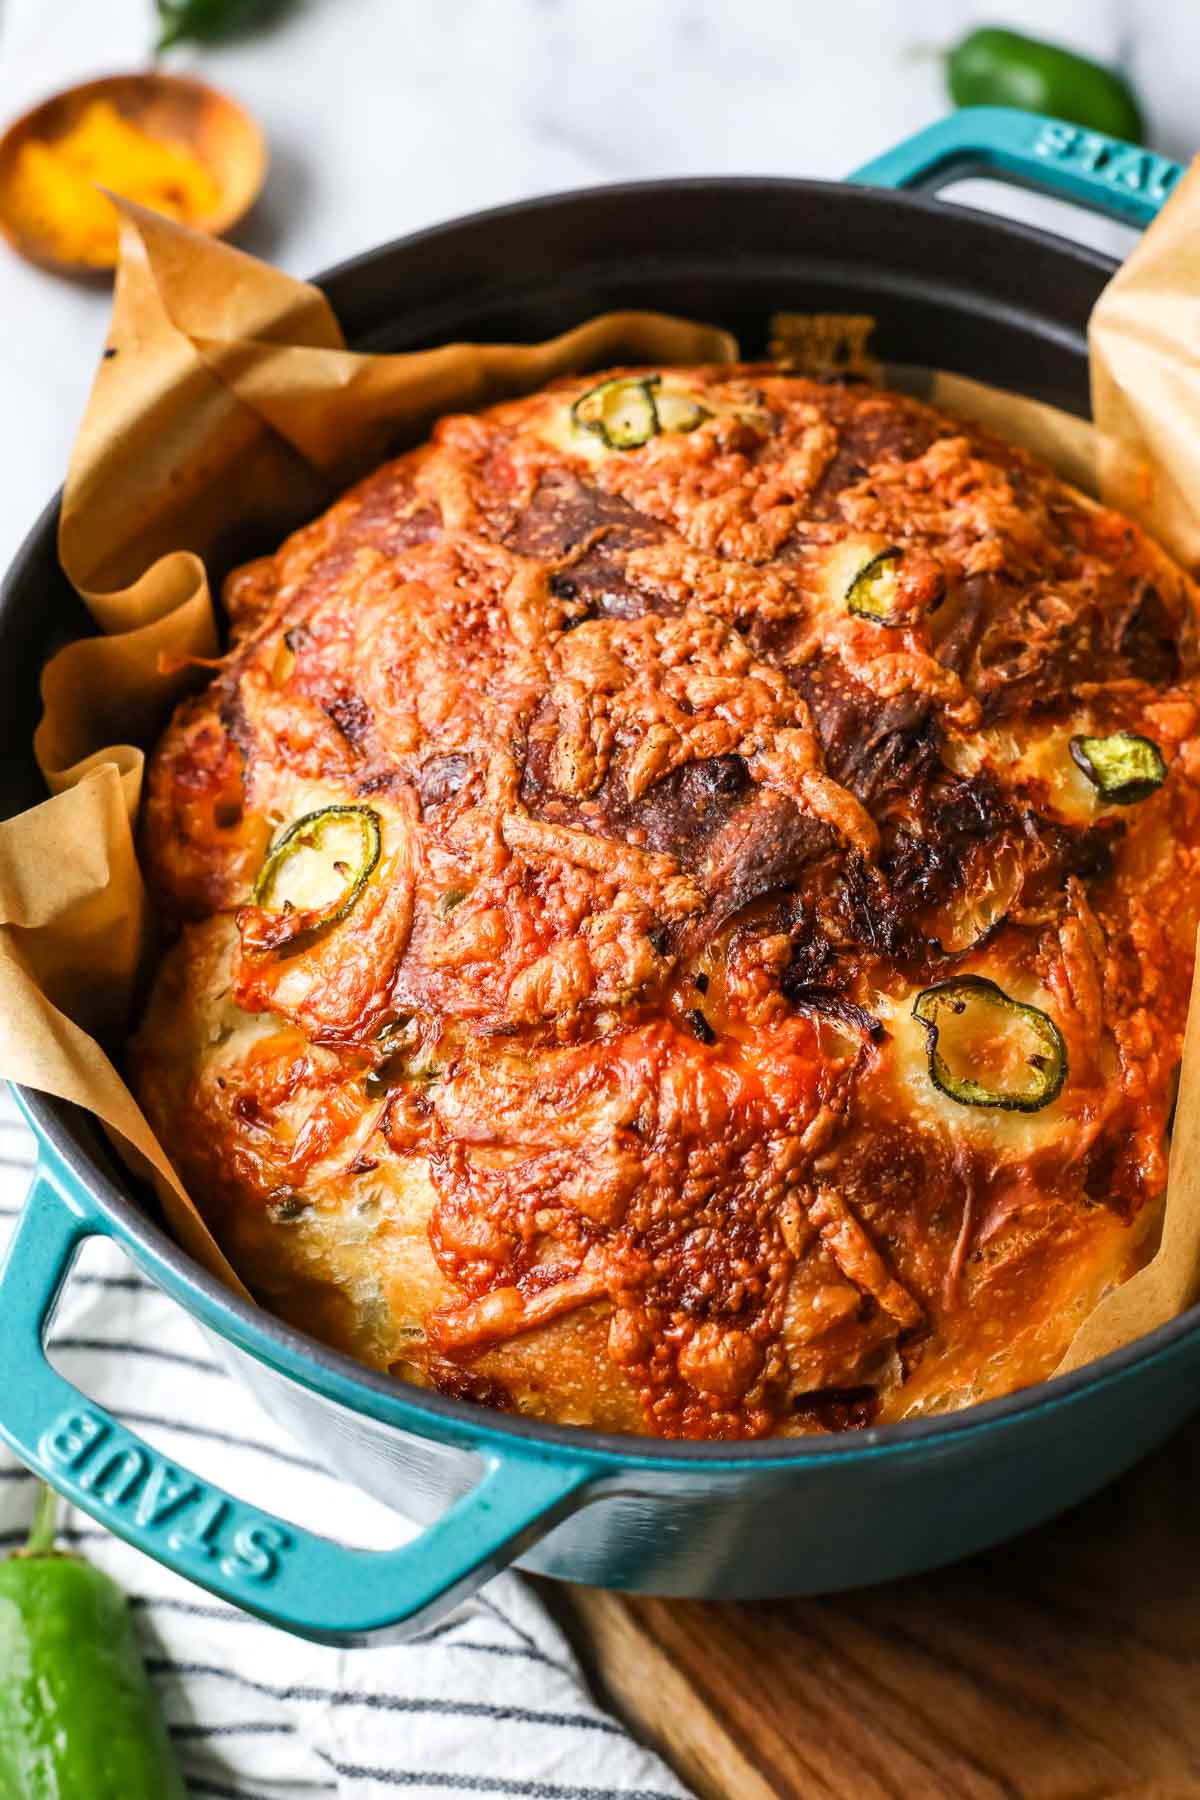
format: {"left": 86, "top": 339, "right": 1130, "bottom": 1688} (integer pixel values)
{"left": 131, "top": 366, "right": 1200, "bottom": 1438}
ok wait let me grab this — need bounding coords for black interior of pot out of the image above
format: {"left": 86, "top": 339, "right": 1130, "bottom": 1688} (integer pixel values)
{"left": 0, "top": 175, "right": 1116, "bottom": 1276}
{"left": 320, "top": 179, "right": 1107, "bottom": 406}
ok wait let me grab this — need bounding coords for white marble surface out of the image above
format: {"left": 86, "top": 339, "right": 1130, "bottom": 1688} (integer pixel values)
{"left": 0, "top": 0, "right": 1195, "bottom": 567}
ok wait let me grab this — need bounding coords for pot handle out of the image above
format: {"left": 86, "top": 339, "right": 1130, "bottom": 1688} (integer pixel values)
{"left": 0, "top": 1169, "right": 592, "bottom": 1645}
{"left": 849, "top": 105, "right": 1182, "bottom": 230}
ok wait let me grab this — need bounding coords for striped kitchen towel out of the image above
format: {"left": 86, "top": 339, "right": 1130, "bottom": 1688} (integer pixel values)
{"left": 0, "top": 1087, "right": 693, "bottom": 1800}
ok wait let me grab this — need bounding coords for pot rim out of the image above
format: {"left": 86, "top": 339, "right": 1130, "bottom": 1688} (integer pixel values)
{"left": 313, "top": 169, "right": 1120, "bottom": 324}
{"left": 11, "top": 171, "right": 1194, "bottom": 1475}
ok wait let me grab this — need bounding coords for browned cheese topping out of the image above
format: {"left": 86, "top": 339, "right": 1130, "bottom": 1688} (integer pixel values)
{"left": 131, "top": 367, "right": 1200, "bottom": 1439}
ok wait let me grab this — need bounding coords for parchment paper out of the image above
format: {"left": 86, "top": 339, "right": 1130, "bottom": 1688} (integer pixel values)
{"left": 2, "top": 174, "right": 1198, "bottom": 1378}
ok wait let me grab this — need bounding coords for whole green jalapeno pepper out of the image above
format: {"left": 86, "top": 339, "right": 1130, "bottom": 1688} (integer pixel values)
{"left": 156, "top": 0, "right": 296, "bottom": 52}
{"left": 0, "top": 1484, "right": 188, "bottom": 1798}
{"left": 947, "top": 27, "right": 1145, "bottom": 144}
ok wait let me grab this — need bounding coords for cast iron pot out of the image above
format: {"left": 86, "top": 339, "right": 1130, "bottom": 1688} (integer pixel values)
{"left": 0, "top": 108, "right": 1191, "bottom": 1645}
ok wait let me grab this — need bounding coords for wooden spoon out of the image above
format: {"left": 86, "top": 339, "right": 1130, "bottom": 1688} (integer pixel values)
{"left": 0, "top": 70, "right": 267, "bottom": 279}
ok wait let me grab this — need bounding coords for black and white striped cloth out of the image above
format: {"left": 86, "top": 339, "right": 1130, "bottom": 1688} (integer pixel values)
{"left": 0, "top": 1087, "right": 692, "bottom": 1800}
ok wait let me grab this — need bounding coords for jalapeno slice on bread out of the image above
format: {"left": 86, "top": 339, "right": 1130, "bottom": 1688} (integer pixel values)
{"left": 1069, "top": 731, "right": 1166, "bottom": 805}
{"left": 572, "top": 375, "right": 660, "bottom": 449}
{"left": 912, "top": 976, "right": 1067, "bottom": 1112}
{"left": 655, "top": 389, "right": 710, "bottom": 434}
{"left": 245, "top": 803, "right": 382, "bottom": 951}
{"left": 845, "top": 547, "right": 903, "bottom": 625}
{"left": 571, "top": 375, "right": 710, "bottom": 450}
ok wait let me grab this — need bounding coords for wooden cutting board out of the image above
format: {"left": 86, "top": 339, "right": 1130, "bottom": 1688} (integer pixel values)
{"left": 542, "top": 1410, "right": 1200, "bottom": 1799}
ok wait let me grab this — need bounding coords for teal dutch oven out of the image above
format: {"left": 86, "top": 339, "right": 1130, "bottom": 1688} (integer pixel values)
{"left": 0, "top": 108, "right": 1193, "bottom": 1645}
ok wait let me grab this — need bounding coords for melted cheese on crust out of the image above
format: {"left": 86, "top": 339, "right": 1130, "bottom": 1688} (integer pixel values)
{"left": 130, "top": 366, "right": 1200, "bottom": 1440}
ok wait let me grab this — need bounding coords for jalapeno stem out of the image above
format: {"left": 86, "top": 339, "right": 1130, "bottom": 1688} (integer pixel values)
{"left": 24, "top": 1482, "right": 58, "bottom": 1557}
